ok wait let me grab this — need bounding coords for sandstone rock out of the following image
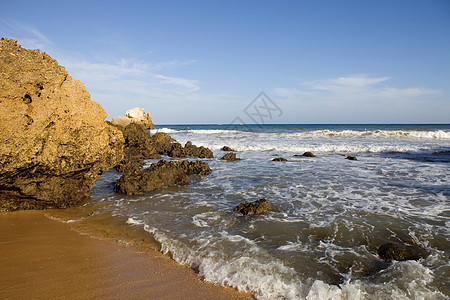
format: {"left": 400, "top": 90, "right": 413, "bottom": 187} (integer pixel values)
{"left": 234, "top": 198, "right": 273, "bottom": 215}
{"left": 111, "top": 107, "right": 154, "bottom": 130}
{"left": 222, "top": 146, "right": 235, "bottom": 152}
{"left": 168, "top": 142, "right": 187, "bottom": 158}
{"left": 221, "top": 152, "right": 240, "bottom": 161}
{"left": 346, "top": 156, "right": 357, "bottom": 161}
{"left": 151, "top": 132, "right": 175, "bottom": 154}
{"left": 114, "top": 160, "right": 211, "bottom": 195}
{"left": 377, "top": 242, "right": 427, "bottom": 262}
{"left": 185, "top": 141, "right": 214, "bottom": 158}
{"left": 272, "top": 157, "right": 287, "bottom": 162}
{"left": 0, "top": 38, "right": 124, "bottom": 210}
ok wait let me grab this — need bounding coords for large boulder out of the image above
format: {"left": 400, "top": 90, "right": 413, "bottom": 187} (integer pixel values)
{"left": 114, "top": 160, "right": 211, "bottom": 195}
{"left": 0, "top": 38, "right": 124, "bottom": 210}
{"left": 111, "top": 107, "right": 154, "bottom": 130}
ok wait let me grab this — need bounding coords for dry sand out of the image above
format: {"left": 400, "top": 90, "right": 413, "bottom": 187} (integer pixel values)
{"left": 0, "top": 210, "right": 253, "bottom": 300}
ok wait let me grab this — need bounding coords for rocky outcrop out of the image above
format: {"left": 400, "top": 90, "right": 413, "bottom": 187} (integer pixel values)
{"left": 222, "top": 146, "right": 235, "bottom": 152}
{"left": 346, "top": 156, "right": 357, "bottom": 161}
{"left": 114, "top": 160, "right": 211, "bottom": 195}
{"left": 0, "top": 38, "right": 124, "bottom": 210}
{"left": 184, "top": 141, "right": 214, "bottom": 159}
{"left": 114, "top": 123, "right": 214, "bottom": 172}
{"left": 111, "top": 107, "right": 154, "bottom": 130}
{"left": 221, "top": 152, "right": 240, "bottom": 161}
{"left": 377, "top": 242, "right": 427, "bottom": 262}
{"left": 234, "top": 198, "right": 273, "bottom": 215}
{"left": 272, "top": 157, "right": 287, "bottom": 162}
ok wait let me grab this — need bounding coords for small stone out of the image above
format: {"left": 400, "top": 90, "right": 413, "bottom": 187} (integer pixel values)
{"left": 346, "top": 156, "right": 357, "bottom": 161}
{"left": 272, "top": 157, "right": 287, "bottom": 162}
{"left": 222, "top": 146, "right": 235, "bottom": 152}
{"left": 302, "top": 152, "right": 315, "bottom": 157}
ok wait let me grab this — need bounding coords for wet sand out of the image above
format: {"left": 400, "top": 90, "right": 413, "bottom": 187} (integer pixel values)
{"left": 0, "top": 210, "right": 253, "bottom": 300}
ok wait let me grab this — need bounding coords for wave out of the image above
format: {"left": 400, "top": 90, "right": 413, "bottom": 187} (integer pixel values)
{"left": 297, "top": 129, "right": 450, "bottom": 140}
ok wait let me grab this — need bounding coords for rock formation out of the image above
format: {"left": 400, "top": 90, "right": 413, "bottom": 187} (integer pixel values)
{"left": 111, "top": 107, "right": 154, "bottom": 130}
{"left": 221, "top": 152, "right": 240, "bottom": 161}
{"left": 234, "top": 198, "right": 273, "bottom": 215}
{"left": 222, "top": 146, "right": 235, "bottom": 152}
{"left": 272, "top": 157, "right": 287, "bottom": 162}
{"left": 301, "top": 152, "right": 315, "bottom": 157}
{"left": 114, "top": 160, "right": 212, "bottom": 195}
{"left": 346, "top": 156, "right": 357, "bottom": 161}
{"left": 0, "top": 38, "right": 124, "bottom": 210}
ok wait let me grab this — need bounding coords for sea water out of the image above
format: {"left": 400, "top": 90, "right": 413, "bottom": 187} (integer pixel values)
{"left": 51, "top": 124, "right": 450, "bottom": 299}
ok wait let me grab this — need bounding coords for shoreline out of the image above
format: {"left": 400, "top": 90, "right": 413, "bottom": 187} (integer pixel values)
{"left": 0, "top": 210, "right": 253, "bottom": 300}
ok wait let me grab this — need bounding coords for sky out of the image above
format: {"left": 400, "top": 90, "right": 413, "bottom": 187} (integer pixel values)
{"left": 1, "top": 0, "right": 449, "bottom": 124}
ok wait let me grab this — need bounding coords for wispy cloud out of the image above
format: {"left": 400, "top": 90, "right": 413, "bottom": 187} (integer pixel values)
{"left": 274, "top": 74, "right": 437, "bottom": 101}
{"left": 0, "top": 19, "right": 52, "bottom": 50}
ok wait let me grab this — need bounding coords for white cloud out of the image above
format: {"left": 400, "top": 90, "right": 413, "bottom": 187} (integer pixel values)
{"left": 275, "top": 74, "right": 437, "bottom": 100}
{"left": 0, "top": 19, "right": 52, "bottom": 50}
{"left": 154, "top": 74, "right": 199, "bottom": 92}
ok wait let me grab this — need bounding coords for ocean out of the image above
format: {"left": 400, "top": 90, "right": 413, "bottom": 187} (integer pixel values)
{"left": 50, "top": 124, "right": 450, "bottom": 299}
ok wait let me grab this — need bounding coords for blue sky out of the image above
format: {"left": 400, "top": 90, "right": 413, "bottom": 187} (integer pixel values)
{"left": 1, "top": 0, "right": 449, "bottom": 124}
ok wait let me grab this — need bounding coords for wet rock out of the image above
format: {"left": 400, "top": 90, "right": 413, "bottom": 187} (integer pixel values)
{"left": 168, "top": 142, "right": 187, "bottom": 158}
{"left": 378, "top": 242, "right": 427, "bottom": 262}
{"left": 111, "top": 107, "right": 154, "bottom": 130}
{"left": 151, "top": 132, "right": 176, "bottom": 154}
{"left": 221, "top": 152, "right": 240, "bottom": 161}
{"left": 114, "top": 160, "right": 211, "bottom": 195}
{"left": 302, "top": 152, "right": 315, "bottom": 157}
{"left": 185, "top": 141, "right": 214, "bottom": 158}
{"left": 222, "top": 146, "right": 235, "bottom": 152}
{"left": 346, "top": 156, "right": 357, "bottom": 161}
{"left": 0, "top": 38, "right": 124, "bottom": 211}
{"left": 234, "top": 198, "right": 273, "bottom": 215}
{"left": 272, "top": 157, "right": 287, "bottom": 162}
{"left": 114, "top": 123, "right": 160, "bottom": 172}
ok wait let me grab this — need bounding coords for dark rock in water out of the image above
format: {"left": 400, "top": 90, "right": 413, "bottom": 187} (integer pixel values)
{"left": 346, "top": 156, "right": 357, "bottom": 161}
{"left": 222, "top": 146, "right": 235, "bottom": 152}
{"left": 114, "top": 123, "right": 161, "bottom": 172}
{"left": 185, "top": 141, "right": 214, "bottom": 158}
{"left": 221, "top": 152, "right": 240, "bottom": 161}
{"left": 302, "top": 152, "right": 315, "bottom": 157}
{"left": 234, "top": 198, "right": 273, "bottom": 215}
{"left": 272, "top": 157, "right": 287, "bottom": 162}
{"left": 0, "top": 38, "right": 124, "bottom": 211}
{"left": 114, "top": 160, "right": 211, "bottom": 195}
{"left": 378, "top": 242, "right": 427, "bottom": 262}
{"left": 151, "top": 132, "right": 176, "bottom": 154}
{"left": 168, "top": 142, "right": 187, "bottom": 158}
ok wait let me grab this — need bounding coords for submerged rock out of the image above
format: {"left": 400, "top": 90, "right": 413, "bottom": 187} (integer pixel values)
{"left": 346, "top": 156, "right": 357, "bottom": 161}
{"left": 221, "top": 152, "right": 240, "bottom": 161}
{"left": 114, "top": 160, "right": 211, "bottom": 195}
{"left": 234, "top": 198, "right": 273, "bottom": 215}
{"left": 378, "top": 242, "right": 427, "bottom": 262}
{"left": 111, "top": 107, "right": 154, "bottom": 130}
{"left": 222, "top": 146, "right": 235, "bottom": 152}
{"left": 272, "top": 157, "right": 287, "bottom": 162}
{"left": 0, "top": 38, "right": 124, "bottom": 211}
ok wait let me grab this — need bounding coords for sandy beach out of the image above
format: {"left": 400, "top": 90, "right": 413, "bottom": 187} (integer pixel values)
{"left": 0, "top": 210, "right": 253, "bottom": 300}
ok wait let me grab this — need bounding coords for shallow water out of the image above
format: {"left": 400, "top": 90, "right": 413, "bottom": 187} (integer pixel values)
{"left": 50, "top": 124, "right": 450, "bottom": 299}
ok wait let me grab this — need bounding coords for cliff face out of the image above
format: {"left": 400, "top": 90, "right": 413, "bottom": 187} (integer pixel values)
{"left": 0, "top": 38, "right": 124, "bottom": 210}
